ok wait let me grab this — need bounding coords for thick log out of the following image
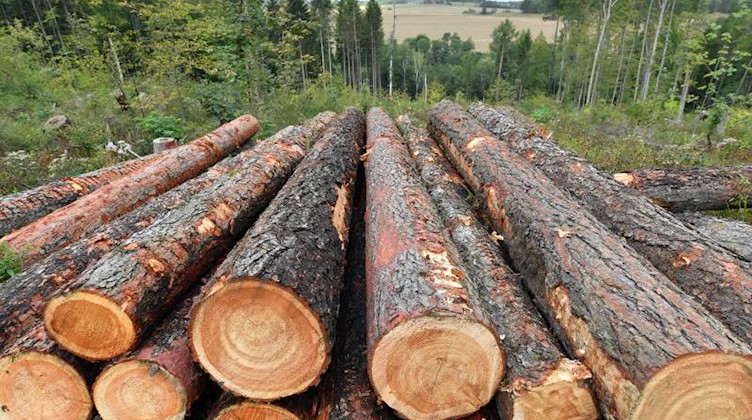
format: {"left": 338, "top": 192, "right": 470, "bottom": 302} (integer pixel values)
{"left": 44, "top": 125, "right": 310, "bottom": 361}
{"left": 364, "top": 108, "right": 503, "bottom": 420}
{"left": 0, "top": 154, "right": 162, "bottom": 237}
{"left": 398, "top": 117, "right": 597, "bottom": 420}
{"left": 429, "top": 100, "right": 752, "bottom": 420}
{"left": 190, "top": 108, "right": 365, "bottom": 400}
{"left": 2, "top": 115, "right": 260, "bottom": 266}
{"left": 678, "top": 213, "right": 752, "bottom": 262}
{"left": 208, "top": 391, "right": 319, "bottom": 420}
{"left": 470, "top": 102, "right": 752, "bottom": 344}
{"left": 613, "top": 166, "right": 752, "bottom": 212}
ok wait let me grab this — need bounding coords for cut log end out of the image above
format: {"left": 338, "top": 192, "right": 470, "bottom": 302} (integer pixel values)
{"left": 93, "top": 360, "right": 188, "bottom": 420}
{"left": 369, "top": 316, "right": 504, "bottom": 420}
{"left": 190, "top": 279, "right": 328, "bottom": 400}
{"left": 612, "top": 172, "right": 634, "bottom": 186}
{"left": 44, "top": 291, "right": 136, "bottom": 361}
{"left": 631, "top": 352, "right": 752, "bottom": 420}
{"left": 212, "top": 402, "right": 298, "bottom": 420}
{"left": 0, "top": 351, "right": 92, "bottom": 420}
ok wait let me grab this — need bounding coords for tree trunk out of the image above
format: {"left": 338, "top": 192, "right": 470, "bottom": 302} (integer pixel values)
{"left": 472, "top": 103, "right": 752, "bottom": 344}
{"left": 398, "top": 117, "right": 597, "bottom": 420}
{"left": 677, "top": 213, "right": 752, "bottom": 262}
{"left": 653, "top": 0, "right": 677, "bottom": 97}
{"left": 209, "top": 391, "right": 319, "bottom": 420}
{"left": 0, "top": 154, "right": 161, "bottom": 237}
{"left": 641, "top": 0, "right": 669, "bottom": 100}
{"left": 587, "top": 1, "right": 613, "bottom": 105}
{"left": 611, "top": 26, "right": 628, "bottom": 104}
{"left": 430, "top": 100, "right": 752, "bottom": 420}
{"left": 677, "top": 66, "right": 691, "bottom": 121}
{"left": 634, "top": 0, "right": 655, "bottom": 102}
{"left": 43, "top": 124, "right": 311, "bottom": 362}
{"left": 613, "top": 166, "right": 752, "bottom": 212}
{"left": 190, "top": 108, "right": 365, "bottom": 401}
{"left": 364, "top": 108, "right": 503, "bottom": 420}
{"left": 2, "top": 115, "right": 260, "bottom": 267}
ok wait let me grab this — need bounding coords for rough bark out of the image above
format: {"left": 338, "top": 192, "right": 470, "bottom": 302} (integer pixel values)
{"left": 612, "top": 166, "right": 752, "bottom": 212}
{"left": 44, "top": 125, "right": 310, "bottom": 361}
{"left": 470, "top": 102, "right": 752, "bottom": 344}
{"left": 429, "top": 100, "right": 752, "bottom": 420}
{"left": 2, "top": 115, "right": 260, "bottom": 266}
{"left": 364, "top": 108, "right": 503, "bottom": 420}
{"left": 678, "top": 213, "right": 752, "bottom": 262}
{"left": 190, "top": 108, "right": 365, "bottom": 401}
{"left": 0, "top": 154, "right": 161, "bottom": 236}
{"left": 398, "top": 117, "right": 598, "bottom": 420}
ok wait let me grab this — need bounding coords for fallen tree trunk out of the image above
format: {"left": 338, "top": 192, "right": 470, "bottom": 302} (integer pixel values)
{"left": 398, "top": 117, "right": 597, "bottom": 420}
{"left": 2, "top": 114, "right": 260, "bottom": 266}
{"left": 190, "top": 108, "right": 365, "bottom": 401}
{"left": 677, "top": 213, "right": 752, "bottom": 262}
{"left": 0, "top": 154, "right": 162, "bottom": 237}
{"left": 470, "top": 102, "right": 752, "bottom": 344}
{"left": 44, "top": 125, "right": 310, "bottom": 361}
{"left": 429, "top": 100, "right": 752, "bottom": 420}
{"left": 613, "top": 166, "right": 752, "bottom": 212}
{"left": 364, "top": 108, "right": 504, "bottom": 420}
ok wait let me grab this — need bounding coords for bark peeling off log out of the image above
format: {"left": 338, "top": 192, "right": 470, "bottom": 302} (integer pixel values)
{"left": 429, "top": 100, "right": 752, "bottom": 420}
{"left": 469, "top": 102, "right": 752, "bottom": 344}
{"left": 190, "top": 108, "right": 365, "bottom": 401}
{"left": 365, "top": 108, "right": 503, "bottom": 420}
{"left": 678, "top": 213, "right": 752, "bottom": 262}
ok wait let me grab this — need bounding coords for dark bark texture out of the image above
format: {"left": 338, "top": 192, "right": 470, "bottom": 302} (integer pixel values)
{"left": 469, "top": 102, "right": 752, "bottom": 344}
{"left": 429, "top": 100, "right": 750, "bottom": 419}
{"left": 2, "top": 115, "right": 259, "bottom": 266}
{"left": 678, "top": 213, "right": 752, "bottom": 262}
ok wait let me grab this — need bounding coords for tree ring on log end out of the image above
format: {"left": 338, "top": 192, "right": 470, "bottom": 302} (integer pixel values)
{"left": 190, "top": 279, "right": 327, "bottom": 400}
{"left": 93, "top": 360, "right": 187, "bottom": 420}
{"left": 213, "top": 401, "right": 298, "bottom": 420}
{"left": 500, "top": 379, "right": 598, "bottom": 420}
{"left": 44, "top": 291, "right": 137, "bottom": 360}
{"left": 0, "top": 351, "right": 92, "bottom": 420}
{"left": 631, "top": 352, "right": 752, "bottom": 419}
{"left": 369, "top": 316, "right": 503, "bottom": 420}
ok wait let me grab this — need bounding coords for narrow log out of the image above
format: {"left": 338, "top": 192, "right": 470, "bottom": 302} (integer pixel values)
{"left": 44, "top": 125, "right": 310, "bottom": 361}
{"left": 429, "top": 100, "right": 752, "bottom": 419}
{"left": 190, "top": 108, "right": 365, "bottom": 400}
{"left": 470, "top": 102, "right": 752, "bottom": 343}
{"left": 208, "top": 391, "right": 319, "bottom": 420}
{"left": 2, "top": 115, "right": 260, "bottom": 266}
{"left": 613, "top": 166, "right": 752, "bottom": 212}
{"left": 0, "top": 154, "right": 162, "bottom": 237}
{"left": 364, "top": 108, "right": 504, "bottom": 420}
{"left": 678, "top": 213, "right": 752, "bottom": 262}
{"left": 398, "top": 117, "right": 597, "bottom": 420}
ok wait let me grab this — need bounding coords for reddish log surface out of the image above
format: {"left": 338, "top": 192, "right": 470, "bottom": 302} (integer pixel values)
{"left": 399, "top": 117, "right": 597, "bottom": 420}
{"left": 190, "top": 108, "right": 365, "bottom": 401}
{"left": 44, "top": 125, "right": 310, "bottom": 361}
{"left": 613, "top": 166, "right": 752, "bottom": 212}
{"left": 470, "top": 102, "right": 752, "bottom": 344}
{"left": 2, "top": 115, "right": 260, "bottom": 266}
{"left": 364, "top": 108, "right": 503, "bottom": 420}
{"left": 678, "top": 213, "right": 752, "bottom": 262}
{"left": 209, "top": 391, "right": 319, "bottom": 420}
{"left": 0, "top": 154, "right": 162, "bottom": 237}
{"left": 429, "top": 100, "right": 752, "bottom": 420}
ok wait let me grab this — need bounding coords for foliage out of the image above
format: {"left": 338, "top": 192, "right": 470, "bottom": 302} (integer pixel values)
{"left": 136, "top": 112, "right": 187, "bottom": 139}
{"left": 0, "top": 242, "right": 24, "bottom": 283}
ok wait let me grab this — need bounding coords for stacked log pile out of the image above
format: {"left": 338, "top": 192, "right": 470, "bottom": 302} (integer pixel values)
{"left": 0, "top": 104, "right": 750, "bottom": 420}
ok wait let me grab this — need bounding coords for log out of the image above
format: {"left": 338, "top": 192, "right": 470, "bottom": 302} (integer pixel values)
{"left": 613, "top": 166, "right": 752, "bottom": 212}
{"left": 429, "top": 100, "right": 752, "bottom": 419}
{"left": 364, "top": 108, "right": 504, "bottom": 420}
{"left": 208, "top": 391, "right": 319, "bottom": 420}
{"left": 153, "top": 137, "right": 178, "bottom": 154}
{"left": 0, "top": 154, "right": 162, "bottom": 237}
{"left": 469, "top": 102, "right": 752, "bottom": 344}
{"left": 190, "top": 107, "right": 365, "bottom": 400}
{"left": 678, "top": 213, "right": 752, "bottom": 262}
{"left": 44, "top": 125, "right": 310, "bottom": 361}
{"left": 398, "top": 116, "right": 597, "bottom": 420}
{"left": 2, "top": 115, "right": 260, "bottom": 266}
{"left": 92, "top": 285, "right": 206, "bottom": 420}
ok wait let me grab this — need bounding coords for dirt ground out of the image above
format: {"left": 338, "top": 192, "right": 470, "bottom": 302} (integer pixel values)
{"left": 381, "top": 4, "right": 558, "bottom": 51}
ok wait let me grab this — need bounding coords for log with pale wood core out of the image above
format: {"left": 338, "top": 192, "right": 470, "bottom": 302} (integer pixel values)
{"left": 208, "top": 392, "right": 318, "bottom": 420}
{"left": 190, "top": 108, "right": 365, "bottom": 401}
{"left": 678, "top": 212, "right": 752, "bottom": 262}
{"left": 398, "top": 116, "right": 597, "bottom": 420}
{"left": 469, "top": 101, "right": 752, "bottom": 344}
{"left": 0, "top": 154, "right": 162, "bottom": 236}
{"left": 364, "top": 108, "right": 503, "bottom": 420}
{"left": 429, "top": 100, "right": 752, "bottom": 419}
{"left": 43, "top": 125, "right": 311, "bottom": 361}
{"left": 613, "top": 165, "right": 752, "bottom": 212}
{"left": 2, "top": 114, "right": 259, "bottom": 266}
